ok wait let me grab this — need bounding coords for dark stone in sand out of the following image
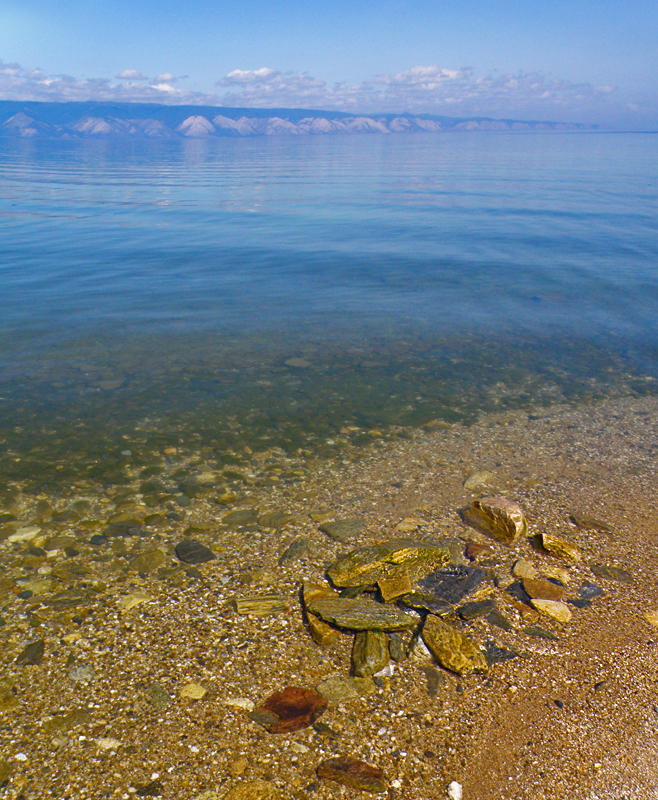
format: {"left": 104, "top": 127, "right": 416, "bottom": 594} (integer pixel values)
{"left": 569, "top": 513, "right": 612, "bottom": 535}
{"left": 590, "top": 564, "right": 632, "bottom": 583}
{"left": 399, "top": 592, "right": 453, "bottom": 616}
{"left": 15, "top": 639, "right": 44, "bottom": 665}
{"left": 136, "top": 780, "right": 164, "bottom": 797}
{"left": 105, "top": 522, "right": 144, "bottom": 538}
{"left": 579, "top": 581, "right": 605, "bottom": 600}
{"left": 146, "top": 683, "right": 172, "bottom": 711}
{"left": 89, "top": 535, "right": 107, "bottom": 546}
{"left": 250, "top": 687, "right": 328, "bottom": 733}
{"left": 319, "top": 518, "right": 365, "bottom": 543}
{"left": 458, "top": 598, "right": 496, "bottom": 621}
{"left": 524, "top": 625, "right": 559, "bottom": 641}
{"left": 388, "top": 633, "right": 408, "bottom": 663}
{"left": 420, "top": 665, "right": 444, "bottom": 697}
{"left": 223, "top": 509, "right": 257, "bottom": 527}
{"left": 317, "top": 756, "right": 386, "bottom": 793}
{"left": 506, "top": 580, "right": 533, "bottom": 605}
{"left": 419, "top": 565, "right": 487, "bottom": 605}
{"left": 486, "top": 609, "right": 513, "bottom": 631}
{"left": 313, "top": 720, "right": 342, "bottom": 740}
{"left": 279, "top": 537, "right": 320, "bottom": 565}
{"left": 464, "top": 541, "right": 491, "bottom": 561}
{"left": 175, "top": 539, "right": 215, "bottom": 564}
{"left": 483, "top": 640, "right": 518, "bottom": 665}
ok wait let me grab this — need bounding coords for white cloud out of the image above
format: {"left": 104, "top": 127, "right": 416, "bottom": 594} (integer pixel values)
{"left": 0, "top": 59, "right": 652, "bottom": 127}
{"left": 116, "top": 69, "right": 148, "bottom": 80}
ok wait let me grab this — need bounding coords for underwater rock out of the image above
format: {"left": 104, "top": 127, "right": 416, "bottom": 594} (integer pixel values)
{"left": 422, "top": 614, "right": 488, "bottom": 676}
{"left": 464, "top": 497, "right": 527, "bottom": 544}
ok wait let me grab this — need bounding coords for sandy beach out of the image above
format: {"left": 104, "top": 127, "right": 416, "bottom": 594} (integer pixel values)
{"left": 1, "top": 393, "right": 657, "bottom": 800}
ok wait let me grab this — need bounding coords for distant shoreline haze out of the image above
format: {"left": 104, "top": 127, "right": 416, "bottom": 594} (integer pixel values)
{"left": 0, "top": 100, "right": 597, "bottom": 139}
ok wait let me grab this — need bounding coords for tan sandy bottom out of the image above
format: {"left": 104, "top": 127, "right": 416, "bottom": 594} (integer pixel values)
{"left": 0, "top": 395, "right": 657, "bottom": 800}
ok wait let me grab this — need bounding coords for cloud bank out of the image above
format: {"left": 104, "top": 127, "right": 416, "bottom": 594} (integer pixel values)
{"left": 0, "top": 59, "right": 653, "bottom": 127}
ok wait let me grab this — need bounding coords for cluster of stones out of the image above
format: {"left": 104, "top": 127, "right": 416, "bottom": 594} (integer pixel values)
{"left": 235, "top": 496, "right": 614, "bottom": 795}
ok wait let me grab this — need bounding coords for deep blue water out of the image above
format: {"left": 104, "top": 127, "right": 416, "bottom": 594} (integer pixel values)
{"left": 0, "top": 132, "right": 657, "bottom": 487}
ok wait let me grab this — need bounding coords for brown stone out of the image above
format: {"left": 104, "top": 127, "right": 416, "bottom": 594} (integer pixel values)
{"left": 421, "top": 614, "right": 488, "bottom": 676}
{"left": 250, "top": 686, "right": 327, "bottom": 733}
{"left": 377, "top": 573, "right": 412, "bottom": 602}
{"left": 464, "top": 497, "right": 527, "bottom": 544}
{"left": 522, "top": 578, "right": 565, "bottom": 602}
{"left": 539, "top": 532, "right": 582, "bottom": 561}
{"left": 317, "top": 756, "right": 386, "bottom": 793}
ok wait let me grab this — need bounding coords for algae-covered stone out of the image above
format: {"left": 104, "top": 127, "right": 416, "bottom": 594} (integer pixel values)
{"left": 129, "top": 549, "right": 165, "bottom": 574}
{"left": 530, "top": 599, "right": 572, "bottom": 623}
{"left": 303, "top": 582, "right": 341, "bottom": 647}
{"left": 307, "top": 596, "right": 418, "bottom": 631}
{"left": 378, "top": 573, "right": 412, "bottom": 602}
{"left": 421, "top": 614, "right": 488, "bottom": 676}
{"left": 464, "top": 497, "right": 527, "bottom": 544}
{"left": 540, "top": 533, "right": 582, "bottom": 561}
{"left": 352, "top": 630, "right": 389, "bottom": 677}
{"left": 232, "top": 595, "right": 290, "bottom": 616}
{"left": 327, "top": 538, "right": 453, "bottom": 588}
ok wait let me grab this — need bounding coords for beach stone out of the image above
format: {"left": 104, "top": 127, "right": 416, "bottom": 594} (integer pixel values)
{"left": 590, "top": 564, "right": 633, "bottom": 583}
{"left": 419, "top": 565, "right": 487, "bottom": 605}
{"left": 130, "top": 549, "right": 165, "bottom": 574}
{"left": 400, "top": 592, "right": 454, "bottom": 616}
{"left": 278, "top": 537, "right": 320, "bottom": 564}
{"left": 422, "top": 614, "right": 488, "bottom": 675}
{"left": 7, "top": 526, "right": 41, "bottom": 544}
{"left": 463, "top": 470, "right": 494, "bottom": 490}
{"left": 317, "top": 756, "right": 386, "bottom": 793}
{"left": 327, "top": 538, "right": 453, "bottom": 588}
{"left": 223, "top": 509, "right": 257, "bottom": 527}
{"left": 352, "top": 630, "right": 389, "bottom": 677}
{"left": 420, "top": 665, "right": 444, "bottom": 697}
{"left": 540, "top": 533, "right": 582, "bottom": 561}
{"left": 223, "top": 780, "right": 278, "bottom": 800}
{"left": 250, "top": 686, "right": 327, "bottom": 733}
{"left": 180, "top": 682, "right": 207, "bottom": 700}
{"left": 486, "top": 609, "right": 513, "bottom": 631}
{"left": 15, "top": 639, "right": 45, "bottom": 665}
{"left": 303, "top": 582, "right": 341, "bottom": 647}
{"left": 522, "top": 578, "right": 565, "bottom": 602}
{"left": 531, "top": 599, "right": 572, "bottom": 623}
{"left": 320, "top": 518, "right": 365, "bottom": 543}
{"left": 316, "top": 674, "right": 375, "bottom": 702}
{"left": 463, "top": 497, "right": 527, "bottom": 544}
{"left": 643, "top": 611, "right": 658, "bottom": 627}
{"left": 483, "top": 641, "right": 518, "bottom": 665}
{"left": 378, "top": 573, "right": 412, "bottom": 602}
{"left": 175, "top": 539, "right": 216, "bottom": 564}
{"left": 569, "top": 513, "right": 612, "bottom": 535}
{"left": 259, "top": 510, "right": 295, "bottom": 529}
{"left": 524, "top": 624, "right": 559, "bottom": 641}
{"left": 68, "top": 664, "right": 95, "bottom": 682}
{"left": 313, "top": 720, "right": 342, "bottom": 740}
{"left": 136, "top": 780, "right": 164, "bottom": 797}
{"left": 540, "top": 565, "right": 571, "bottom": 584}
{"left": 232, "top": 595, "right": 290, "bottom": 616}
{"left": 146, "top": 683, "right": 172, "bottom": 711}
{"left": 513, "top": 558, "right": 539, "bottom": 580}
{"left": 117, "top": 592, "right": 152, "bottom": 612}
{"left": 307, "top": 596, "right": 418, "bottom": 631}
{"left": 388, "top": 633, "right": 408, "bottom": 663}
{"left": 458, "top": 598, "right": 496, "bottom": 621}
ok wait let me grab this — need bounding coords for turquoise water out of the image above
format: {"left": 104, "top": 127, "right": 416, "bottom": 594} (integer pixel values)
{"left": 0, "top": 132, "right": 657, "bottom": 490}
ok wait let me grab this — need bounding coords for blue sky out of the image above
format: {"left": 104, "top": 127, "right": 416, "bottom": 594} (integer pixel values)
{"left": 1, "top": 0, "right": 657, "bottom": 127}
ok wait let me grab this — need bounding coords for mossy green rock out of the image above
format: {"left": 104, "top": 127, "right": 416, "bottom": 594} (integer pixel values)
{"left": 352, "top": 630, "right": 389, "bottom": 677}
{"left": 327, "top": 538, "right": 454, "bottom": 588}
{"left": 421, "top": 614, "right": 488, "bottom": 675}
{"left": 307, "top": 596, "right": 418, "bottom": 631}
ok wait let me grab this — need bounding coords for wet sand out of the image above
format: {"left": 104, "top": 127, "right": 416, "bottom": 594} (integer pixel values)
{"left": 1, "top": 394, "right": 657, "bottom": 799}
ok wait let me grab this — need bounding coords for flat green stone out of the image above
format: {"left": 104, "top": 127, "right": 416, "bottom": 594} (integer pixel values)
{"left": 421, "top": 614, "right": 488, "bottom": 676}
{"left": 232, "top": 595, "right": 290, "bottom": 616}
{"left": 307, "top": 596, "right": 418, "bottom": 631}
{"left": 327, "top": 538, "right": 454, "bottom": 588}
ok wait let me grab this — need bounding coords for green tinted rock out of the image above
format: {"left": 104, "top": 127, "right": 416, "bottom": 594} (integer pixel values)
{"left": 319, "top": 518, "right": 365, "bottom": 543}
{"left": 232, "top": 595, "right": 290, "bottom": 616}
{"left": 129, "top": 549, "right": 165, "bottom": 574}
{"left": 327, "top": 538, "right": 453, "bottom": 588}
{"left": 421, "top": 614, "right": 488, "bottom": 676}
{"left": 307, "top": 596, "right": 418, "bottom": 631}
{"left": 352, "top": 630, "right": 389, "bottom": 677}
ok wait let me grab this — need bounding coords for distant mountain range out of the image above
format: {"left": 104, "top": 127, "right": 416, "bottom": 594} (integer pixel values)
{"left": 0, "top": 101, "right": 596, "bottom": 139}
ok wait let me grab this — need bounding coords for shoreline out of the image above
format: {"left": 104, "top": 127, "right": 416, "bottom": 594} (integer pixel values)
{"left": 1, "top": 394, "right": 657, "bottom": 799}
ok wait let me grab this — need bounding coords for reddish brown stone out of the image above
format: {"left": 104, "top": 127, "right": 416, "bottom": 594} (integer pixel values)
{"left": 464, "top": 541, "right": 490, "bottom": 561}
{"left": 317, "top": 756, "right": 386, "bottom": 793}
{"left": 250, "top": 686, "right": 327, "bottom": 733}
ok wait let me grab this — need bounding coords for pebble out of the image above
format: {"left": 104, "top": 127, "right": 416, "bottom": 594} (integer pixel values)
{"left": 146, "top": 683, "right": 172, "bottom": 711}
{"left": 180, "top": 682, "right": 207, "bottom": 700}
{"left": 317, "top": 756, "right": 386, "bottom": 793}
{"left": 590, "top": 564, "right": 633, "bottom": 583}
{"left": 447, "top": 781, "right": 463, "bottom": 800}
{"left": 250, "top": 686, "right": 327, "bottom": 733}
{"left": 316, "top": 673, "right": 375, "bottom": 703}
{"left": 15, "top": 638, "right": 45, "bottom": 666}
{"left": 422, "top": 614, "right": 488, "bottom": 675}
{"left": 463, "top": 470, "right": 494, "bottom": 490}
{"left": 68, "top": 664, "right": 95, "bottom": 682}
{"left": 319, "top": 517, "right": 365, "bottom": 543}
{"left": 540, "top": 532, "right": 582, "bottom": 561}
{"left": 531, "top": 599, "right": 573, "bottom": 623}
{"left": 512, "top": 558, "right": 539, "bottom": 580}
{"left": 464, "top": 497, "right": 527, "bottom": 544}
{"left": 352, "top": 630, "right": 389, "bottom": 677}
{"left": 174, "top": 539, "right": 216, "bottom": 564}
{"left": 222, "top": 780, "right": 278, "bottom": 799}
{"left": 278, "top": 537, "right": 320, "bottom": 565}
{"left": 117, "top": 592, "right": 152, "bottom": 612}
{"left": 222, "top": 696, "right": 255, "bottom": 712}
{"left": 232, "top": 595, "right": 290, "bottom": 616}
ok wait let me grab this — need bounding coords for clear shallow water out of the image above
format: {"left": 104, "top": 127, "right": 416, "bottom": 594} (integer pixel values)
{"left": 0, "top": 132, "right": 657, "bottom": 491}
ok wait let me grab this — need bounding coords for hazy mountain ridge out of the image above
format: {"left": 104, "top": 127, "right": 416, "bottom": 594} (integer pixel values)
{"left": 0, "top": 101, "right": 595, "bottom": 139}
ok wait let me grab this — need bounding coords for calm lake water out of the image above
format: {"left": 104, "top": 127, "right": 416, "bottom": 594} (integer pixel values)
{"left": 0, "top": 132, "right": 657, "bottom": 490}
